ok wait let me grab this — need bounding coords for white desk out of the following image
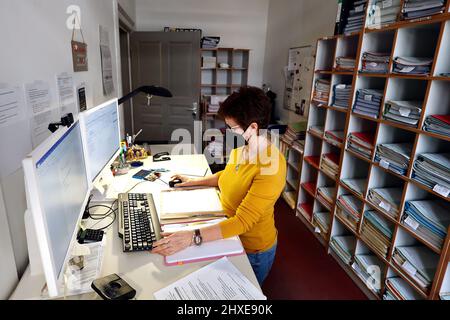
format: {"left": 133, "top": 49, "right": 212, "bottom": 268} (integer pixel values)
{"left": 11, "top": 154, "right": 260, "bottom": 300}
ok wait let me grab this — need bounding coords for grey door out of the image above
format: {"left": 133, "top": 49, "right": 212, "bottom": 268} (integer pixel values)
{"left": 130, "top": 31, "right": 201, "bottom": 143}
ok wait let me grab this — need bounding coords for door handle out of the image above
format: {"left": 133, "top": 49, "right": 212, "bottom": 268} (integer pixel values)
{"left": 187, "top": 103, "right": 198, "bottom": 112}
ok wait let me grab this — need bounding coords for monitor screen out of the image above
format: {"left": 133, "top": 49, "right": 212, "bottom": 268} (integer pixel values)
{"left": 35, "top": 122, "right": 89, "bottom": 277}
{"left": 82, "top": 100, "right": 120, "bottom": 181}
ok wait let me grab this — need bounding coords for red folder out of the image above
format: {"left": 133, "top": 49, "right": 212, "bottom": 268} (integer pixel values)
{"left": 432, "top": 115, "right": 450, "bottom": 125}
{"left": 352, "top": 132, "right": 375, "bottom": 145}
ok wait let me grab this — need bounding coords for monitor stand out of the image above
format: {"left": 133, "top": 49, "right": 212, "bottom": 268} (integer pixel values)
{"left": 90, "top": 169, "right": 116, "bottom": 203}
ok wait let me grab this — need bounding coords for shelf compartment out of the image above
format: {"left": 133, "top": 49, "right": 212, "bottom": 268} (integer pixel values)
{"left": 347, "top": 116, "right": 378, "bottom": 160}
{"left": 384, "top": 269, "right": 426, "bottom": 300}
{"left": 329, "top": 219, "right": 358, "bottom": 266}
{"left": 308, "top": 103, "right": 327, "bottom": 134}
{"left": 341, "top": 151, "right": 371, "bottom": 194}
{"left": 330, "top": 74, "right": 354, "bottom": 109}
{"left": 298, "top": 194, "right": 315, "bottom": 222}
{"left": 335, "top": 190, "right": 364, "bottom": 233}
{"left": 434, "top": 20, "right": 450, "bottom": 76}
{"left": 422, "top": 80, "right": 450, "bottom": 139}
{"left": 312, "top": 210, "right": 332, "bottom": 241}
{"left": 315, "top": 38, "right": 337, "bottom": 72}
{"left": 374, "top": 124, "right": 416, "bottom": 177}
{"left": 317, "top": 172, "right": 337, "bottom": 211}
{"left": 438, "top": 263, "right": 450, "bottom": 300}
{"left": 361, "top": 205, "right": 395, "bottom": 259}
{"left": 320, "top": 144, "right": 342, "bottom": 180}
{"left": 359, "top": 29, "right": 396, "bottom": 73}
{"left": 334, "top": 34, "right": 360, "bottom": 72}
{"left": 301, "top": 182, "right": 317, "bottom": 198}
{"left": 392, "top": 22, "right": 442, "bottom": 75}
{"left": 392, "top": 229, "right": 441, "bottom": 296}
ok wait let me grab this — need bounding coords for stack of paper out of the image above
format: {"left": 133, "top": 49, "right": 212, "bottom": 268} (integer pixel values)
{"left": 367, "top": 187, "right": 403, "bottom": 219}
{"left": 325, "top": 130, "right": 345, "bottom": 147}
{"left": 441, "top": 292, "right": 450, "bottom": 300}
{"left": 423, "top": 115, "right": 450, "bottom": 137}
{"left": 384, "top": 277, "right": 424, "bottom": 300}
{"left": 336, "top": 195, "right": 363, "bottom": 230}
{"left": 361, "top": 210, "right": 394, "bottom": 258}
{"left": 401, "top": 0, "right": 446, "bottom": 20}
{"left": 312, "top": 79, "right": 331, "bottom": 104}
{"left": 343, "top": 0, "right": 368, "bottom": 34}
{"left": 317, "top": 187, "right": 335, "bottom": 210}
{"left": 403, "top": 200, "right": 450, "bottom": 249}
{"left": 320, "top": 153, "right": 340, "bottom": 178}
{"left": 332, "top": 84, "right": 353, "bottom": 109}
{"left": 342, "top": 178, "right": 367, "bottom": 196}
{"left": 330, "top": 235, "right": 356, "bottom": 265}
{"left": 412, "top": 153, "right": 450, "bottom": 197}
{"left": 375, "top": 143, "right": 412, "bottom": 176}
{"left": 352, "top": 254, "right": 384, "bottom": 294}
{"left": 353, "top": 89, "right": 384, "bottom": 119}
{"left": 335, "top": 56, "right": 357, "bottom": 71}
{"left": 361, "top": 52, "right": 391, "bottom": 73}
{"left": 292, "top": 140, "right": 305, "bottom": 154}
{"left": 313, "top": 212, "right": 331, "bottom": 235}
{"left": 309, "top": 125, "right": 324, "bottom": 136}
{"left": 282, "top": 121, "right": 307, "bottom": 146}
{"left": 384, "top": 100, "right": 423, "bottom": 127}
{"left": 393, "top": 57, "right": 433, "bottom": 75}
{"left": 347, "top": 132, "right": 375, "bottom": 159}
{"left": 367, "top": 0, "right": 402, "bottom": 28}
{"left": 392, "top": 246, "right": 439, "bottom": 291}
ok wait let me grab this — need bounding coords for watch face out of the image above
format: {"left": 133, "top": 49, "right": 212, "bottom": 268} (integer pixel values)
{"left": 194, "top": 236, "right": 202, "bottom": 246}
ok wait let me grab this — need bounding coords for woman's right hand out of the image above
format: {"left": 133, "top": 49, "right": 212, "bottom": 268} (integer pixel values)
{"left": 170, "top": 174, "right": 199, "bottom": 188}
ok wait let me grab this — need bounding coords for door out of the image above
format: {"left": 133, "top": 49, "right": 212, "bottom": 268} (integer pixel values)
{"left": 119, "top": 26, "right": 132, "bottom": 137}
{"left": 130, "top": 31, "right": 201, "bottom": 143}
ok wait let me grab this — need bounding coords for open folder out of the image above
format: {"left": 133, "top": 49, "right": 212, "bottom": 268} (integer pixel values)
{"left": 161, "top": 219, "right": 245, "bottom": 266}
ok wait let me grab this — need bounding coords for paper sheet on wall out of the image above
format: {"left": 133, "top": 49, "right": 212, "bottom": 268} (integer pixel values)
{"left": 25, "top": 80, "right": 57, "bottom": 148}
{"left": 99, "top": 26, "right": 114, "bottom": 96}
{"left": 0, "top": 83, "right": 32, "bottom": 179}
{"left": 154, "top": 257, "right": 266, "bottom": 300}
{"left": 56, "top": 72, "right": 78, "bottom": 118}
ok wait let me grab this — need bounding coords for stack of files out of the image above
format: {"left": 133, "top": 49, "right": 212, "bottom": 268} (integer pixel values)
{"left": 367, "top": 187, "right": 403, "bottom": 219}
{"left": 342, "top": 178, "right": 367, "bottom": 196}
{"left": 375, "top": 143, "right": 412, "bottom": 176}
{"left": 441, "top": 292, "right": 450, "bottom": 300}
{"left": 352, "top": 254, "right": 384, "bottom": 294}
{"left": 312, "top": 79, "right": 331, "bottom": 104}
{"left": 392, "top": 246, "right": 439, "bottom": 291}
{"left": 335, "top": 56, "right": 357, "bottom": 71}
{"left": 384, "top": 100, "right": 423, "bottom": 127}
{"left": 361, "top": 210, "right": 394, "bottom": 258}
{"left": 423, "top": 115, "right": 450, "bottom": 137}
{"left": 332, "top": 84, "right": 353, "bottom": 109}
{"left": 336, "top": 195, "right": 363, "bottom": 230}
{"left": 208, "top": 104, "right": 220, "bottom": 113}
{"left": 401, "top": 0, "right": 446, "bottom": 20}
{"left": 282, "top": 121, "right": 307, "bottom": 146}
{"left": 367, "top": 0, "right": 402, "bottom": 28}
{"left": 313, "top": 212, "right": 331, "bottom": 235}
{"left": 202, "top": 56, "right": 217, "bottom": 69}
{"left": 403, "top": 200, "right": 450, "bottom": 249}
{"left": 325, "top": 130, "right": 345, "bottom": 146}
{"left": 353, "top": 89, "right": 383, "bottom": 119}
{"left": 412, "top": 153, "right": 450, "bottom": 196}
{"left": 330, "top": 235, "right": 356, "bottom": 265}
{"left": 298, "top": 203, "right": 313, "bottom": 220}
{"left": 343, "top": 0, "right": 368, "bottom": 34}
{"left": 291, "top": 140, "right": 305, "bottom": 154}
{"left": 347, "top": 132, "right": 375, "bottom": 159}
{"left": 361, "top": 52, "right": 391, "bottom": 74}
{"left": 384, "top": 277, "right": 424, "bottom": 300}
{"left": 309, "top": 125, "right": 324, "bottom": 137}
{"left": 320, "top": 153, "right": 340, "bottom": 178}
{"left": 393, "top": 57, "right": 433, "bottom": 75}
{"left": 317, "top": 187, "right": 335, "bottom": 210}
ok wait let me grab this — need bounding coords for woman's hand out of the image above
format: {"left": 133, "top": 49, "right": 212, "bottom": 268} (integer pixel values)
{"left": 152, "top": 231, "right": 194, "bottom": 256}
{"left": 170, "top": 174, "right": 198, "bottom": 188}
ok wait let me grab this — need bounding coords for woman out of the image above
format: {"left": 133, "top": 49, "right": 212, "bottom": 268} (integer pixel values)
{"left": 153, "top": 86, "right": 287, "bottom": 285}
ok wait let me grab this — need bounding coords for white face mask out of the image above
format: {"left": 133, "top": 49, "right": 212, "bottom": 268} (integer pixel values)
{"left": 227, "top": 125, "right": 253, "bottom": 145}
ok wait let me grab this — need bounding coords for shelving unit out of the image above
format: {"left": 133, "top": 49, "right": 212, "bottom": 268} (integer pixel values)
{"left": 282, "top": 146, "right": 304, "bottom": 210}
{"left": 297, "top": 2, "right": 450, "bottom": 300}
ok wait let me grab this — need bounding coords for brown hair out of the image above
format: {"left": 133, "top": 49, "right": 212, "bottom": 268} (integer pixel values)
{"left": 218, "top": 86, "right": 272, "bottom": 130}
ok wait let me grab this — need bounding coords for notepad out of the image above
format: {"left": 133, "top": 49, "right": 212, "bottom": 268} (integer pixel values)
{"left": 159, "top": 188, "right": 225, "bottom": 220}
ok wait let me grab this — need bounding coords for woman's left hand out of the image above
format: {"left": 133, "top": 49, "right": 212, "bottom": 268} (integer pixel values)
{"left": 152, "top": 231, "right": 194, "bottom": 256}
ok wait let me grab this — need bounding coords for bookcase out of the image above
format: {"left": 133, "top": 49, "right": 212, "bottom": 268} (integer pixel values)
{"left": 297, "top": 1, "right": 450, "bottom": 300}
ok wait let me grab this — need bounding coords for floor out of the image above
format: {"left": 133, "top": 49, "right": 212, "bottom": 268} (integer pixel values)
{"left": 262, "top": 200, "right": 368, "bottom": 300}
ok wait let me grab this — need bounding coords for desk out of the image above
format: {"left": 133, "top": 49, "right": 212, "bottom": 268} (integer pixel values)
{"left": 10, "top": 154, "right": 260, "bottom": 300}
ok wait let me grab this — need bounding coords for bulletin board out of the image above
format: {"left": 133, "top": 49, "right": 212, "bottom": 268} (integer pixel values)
{"left": 283, "top": 45, "right": 316, "bottom": 117}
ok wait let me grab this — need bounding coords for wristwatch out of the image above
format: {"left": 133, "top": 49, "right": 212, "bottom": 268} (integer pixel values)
{"left": 193, "top": 229, "right": 203, "bottom": 246}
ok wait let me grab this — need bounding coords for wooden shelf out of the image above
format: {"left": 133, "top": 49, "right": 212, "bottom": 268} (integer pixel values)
{"left": 296, "top": 7, "right": 450, "bottom": 300}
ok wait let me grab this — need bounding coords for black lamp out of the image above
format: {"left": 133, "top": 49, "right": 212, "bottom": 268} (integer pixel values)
{"left": 118, "top": 85, "right": 173, "bottom": 106}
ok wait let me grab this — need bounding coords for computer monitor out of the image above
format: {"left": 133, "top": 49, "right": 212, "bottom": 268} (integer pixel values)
{"left": 23, "top": 122, "right": 90, "bottom": 297}
{"left": 79, "top": 98, "right": 121, "bottom": 183}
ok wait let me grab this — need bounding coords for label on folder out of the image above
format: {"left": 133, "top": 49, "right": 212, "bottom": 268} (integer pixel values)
{"left": 382, "top": 0, "right": 393, "bottom": 8}
{"left": 433, "top": 184, "right": 450, "bottom": 197}
{"left": 364, "top": 95, "right": 373, "bottom": 102}
{"left": 380, "top": 159, "right": 390, "bottom": 170}
{"left": 402, "top": 261, "right": 417, "bottom": 276}
{"left": 379, "top": 201, "right": 391, "bottom": 212}
{"left": 405, "top": 216, "right": 420, "bottom": 230}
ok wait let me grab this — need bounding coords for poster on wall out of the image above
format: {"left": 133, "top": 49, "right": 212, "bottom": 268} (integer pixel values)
{"left": 71, "top": 41, "right": 88, "bottom": 72}
{"left": 56, "top": 72, "right": 78, "bottom": 118}
{"left": 99, "top": 25, "right": 115, "bottom": 96}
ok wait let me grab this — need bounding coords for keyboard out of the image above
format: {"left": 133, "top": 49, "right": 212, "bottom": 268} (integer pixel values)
{"left": 118, "top": 193, "right": 162, "bottom": 252}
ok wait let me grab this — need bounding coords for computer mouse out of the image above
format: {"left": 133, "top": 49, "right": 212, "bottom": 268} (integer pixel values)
{"left": 169, "top": 178, "right": 183, "bottom": 188}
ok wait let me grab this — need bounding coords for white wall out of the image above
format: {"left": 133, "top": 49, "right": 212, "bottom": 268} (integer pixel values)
{"left": 263, "top": 0, "right": 338, "bottom": 123}
{"left": 0, "top": 0, "right": 134, "bottom": 298}
{"left": 118, "top": 0, "right": 136, "bottom": 23}
{"left": 135, "top": 0, "right": 270, "bottom": 87}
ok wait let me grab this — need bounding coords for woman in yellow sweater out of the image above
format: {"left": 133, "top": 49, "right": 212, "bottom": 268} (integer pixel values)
{"left": 153, "top": 86, "right": 287, "bottom": 285}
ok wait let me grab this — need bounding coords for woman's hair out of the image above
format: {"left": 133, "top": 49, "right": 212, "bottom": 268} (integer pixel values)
{"left": 218, "top": 86, "right": 272, "bottom": 130}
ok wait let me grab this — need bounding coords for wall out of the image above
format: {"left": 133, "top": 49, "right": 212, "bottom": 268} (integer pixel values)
{"left": 135, "top": 0, "right": 270, "bottom": 87}
{"left": 263, "top": 0, "right": 338, "bottom": 123}
{"left": 0, "top": 0, "right": 136, "bottom": 299}
{"left": 118, "top": 0, "right": 136, "bottom": 23}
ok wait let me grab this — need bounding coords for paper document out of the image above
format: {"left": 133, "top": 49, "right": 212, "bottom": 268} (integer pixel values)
{"left": 0, "top": 84, "right": 26, "bottom": 128}
{"left": 56, "top": 72, "right": 77, "bottom": 117}
{"left": 154, "top": 257, "right": 266, "bottom": 300}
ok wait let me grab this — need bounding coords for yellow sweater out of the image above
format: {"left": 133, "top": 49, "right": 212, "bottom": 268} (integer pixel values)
{"left": 217, "top": 145, "right": 287, "bottom": 253}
